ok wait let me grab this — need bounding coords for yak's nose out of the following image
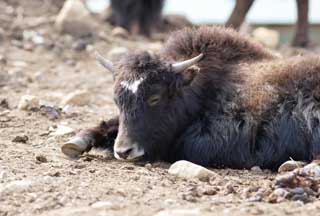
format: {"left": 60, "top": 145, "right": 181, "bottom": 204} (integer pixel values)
{"left": 116, "top": 148, "right": 133, "bottom": 159}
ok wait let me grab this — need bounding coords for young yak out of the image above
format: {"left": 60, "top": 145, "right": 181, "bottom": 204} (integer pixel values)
{"left": 62, "top": 26, "right": 320, "bottom": 170}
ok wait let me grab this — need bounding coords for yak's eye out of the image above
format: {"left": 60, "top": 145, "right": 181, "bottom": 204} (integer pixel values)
{"left": 147, "top": 95, "right": 161, "bottom": 106}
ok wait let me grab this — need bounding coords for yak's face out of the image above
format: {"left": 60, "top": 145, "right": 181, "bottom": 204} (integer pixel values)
{"left": 96, "top": 52, "right": 203, "bottom": 161}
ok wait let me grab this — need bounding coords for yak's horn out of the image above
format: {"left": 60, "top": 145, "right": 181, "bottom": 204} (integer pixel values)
{"left": 172, "top": 53, "right": 204, "bottom": 73}
{"left": 95, "top": 51, "right": 114, "bottom": 73}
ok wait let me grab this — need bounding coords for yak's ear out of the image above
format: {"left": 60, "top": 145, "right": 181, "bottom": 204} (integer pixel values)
{"left": 171, "top": 53, "right": 203, "bottom": 86}
{"left": 180, "top": 65, "right": 200, "bottom": 85}
{"left": 95, "top": 51, "right": 115, "bottom": 79}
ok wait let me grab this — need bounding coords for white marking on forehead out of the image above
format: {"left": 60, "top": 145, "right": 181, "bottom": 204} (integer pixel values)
{"left": 120, "top": 77, "right": 145, "bottom": 94}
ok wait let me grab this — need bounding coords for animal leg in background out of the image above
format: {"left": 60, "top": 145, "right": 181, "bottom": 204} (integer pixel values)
{"left": 292, "top": 0, "right": 310, "bottom": 47}
{"left": 226, "top": 0, "right": 310, "bottom": 48}
{"left": 225, "top": 0, "right": 255, "bottom": 30}
{"left": 62, "top": 116, "right": 119, "bottom": 158}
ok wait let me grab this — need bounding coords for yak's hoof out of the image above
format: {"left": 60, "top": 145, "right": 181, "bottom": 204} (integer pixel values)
{"left": 61, "top": 136, "right": 93, "bottom": 158}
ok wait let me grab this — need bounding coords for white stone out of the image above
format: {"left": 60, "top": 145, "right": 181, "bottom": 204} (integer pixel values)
{"left": 154, "top": 208, "right": 201, "bottom": 216}
{"left": 60, "top": 90, "right": 91, "bottom": 107}
{"left": 18, "top": 95, "right": 40, "bottom": 110}
{"left": 168, "top": 160, "right": 218, "bottom": 181}
{"left": 0, "top": 171, "right": 8, "bottom": 180}
{"left": 49, "top": 125, "right": 74, "bottom": 137}
{"left": 91, "top": 201, "right": 120, "bottom": 210}
{"left": 250, "top": 166, "right": 262, "bottom": 172}
{"left": 0, "top": 180, "right": 33, "bottom": 195}
{"left": 302, "top": 163, "right": 320, "bottom": 177}
{"left": 252, "top": 27, "right": 280, "bottom": 49}
{"left": 111, "top": 27, "right": 129, "bottom": 38}
{"left": 55, "top": 0, "right": 97, "bottom": 37}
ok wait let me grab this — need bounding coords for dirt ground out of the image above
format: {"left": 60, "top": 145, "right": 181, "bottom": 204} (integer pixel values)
{"left": 1, "top": 1, "right": 320, "bottom": 216}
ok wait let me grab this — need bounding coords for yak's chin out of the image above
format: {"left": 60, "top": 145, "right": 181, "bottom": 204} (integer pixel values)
{"left": 114, "top": 151, "right": 145, "bottom": 162}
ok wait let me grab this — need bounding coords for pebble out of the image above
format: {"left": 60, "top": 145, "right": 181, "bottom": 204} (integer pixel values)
{"left": 40, "top": 105, "right": 61, "bottom": 120}
{"left": 0, "top": 180, "right": 34, "bottom": 195}
{"left": 163, "top": 199, "right": 176, "bottom": 206}
{"left": 91, "top": 201, "right": 120, "bottom": 210}
{"left": 72, "top": 39, "right": 89, "bottom": 51}
{"left": 302, "top": 163, "right": 320, "bottom": 177}
{"left": 18, "top": 95, "right": 40, "bottom": 110}
{"left": 60, "top": 90, "right": 91, "bottom": 107}
{"left": 251, "top": 166, "right": 262, "bottom": 172}
{"left": 49, "top": 125, "right": 74, "bottom": 137}
{"left": 168, "top": 160, "right": 219, "bottom": 182}
{"left": 0, "top": 98, "right": 9, "bottom": 109}
{"left": 12, "top": 135, "right": 29, "bottom": 143}
{"left": 111, "top": 27, "right": 129, "bottom": 39}
{"left": 0, "top": 171, "right": 8, "bottom": 180}
{"left": 278, "top": 160, "right": 306, "bottom": 173}
{"left": 55, "top": 0, "right": 97, "bottom": 37}
{"left": 154, "top": 208, "right": 201, "bottom": 216}
{"left": 36, "top": 155, "right": 48, "bottom": 163}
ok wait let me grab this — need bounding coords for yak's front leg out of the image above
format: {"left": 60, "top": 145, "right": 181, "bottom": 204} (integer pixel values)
{"left": 62, "top": 116, "right": 119, "bottom": 158}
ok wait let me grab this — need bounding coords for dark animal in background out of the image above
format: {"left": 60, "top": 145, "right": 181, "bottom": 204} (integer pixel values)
{"left": 226, "top": 0, "right": 310, "bottom": 47}
{"left": 108, "top": 0, "right": 310, "bottom": 46}
{"left": 63, "top": 26, "right": 320, "bottom": 170}
{"left": 109, "top": 0, "right": 165, "bottom": 36}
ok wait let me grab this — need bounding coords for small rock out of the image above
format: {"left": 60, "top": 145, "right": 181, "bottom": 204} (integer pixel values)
{"left": 72, "top": 39, "right": 90, "bottom": 51}
{"left": 203, "top": 187, "right": 217, "bottom": 196}
{"left": 154, "top": 208, "right": 201, "bottom": 216}
{"left": 23, "top": 30, "right": 45, "bottom": 45}
{"left": 302, "top": 163, "right": 320, "bottom": 177}
{"left": 225, "top": 183, "right": 236, "bottom": 194}
{"left": 107, "top": 47, "right": 129, "bottom": 61}
{"left": 18, "top": 95, "right": 40, "bottom": 111}
{"left": 0, "top": 99, "right": 9, "bottom": 109}
{"left": 91, "top": 201, "right": 120, "bottom": 210}
{"left": 48, "top": 171, "right": 61, "bottom": 177}
{"left": 168, "top": 160, "right": 219, "bottom": 182}
{"left": 0, "top": 180, "right": 34, "bottom": 195}
{"left": 145, "top": 163, "right": 152, "bottom": 170}
{"left": 287, "top": 187, "right": 305, "bottom": 195}
{"left": 252, "top": 27, "right": 280, "bottom": 49}
{"left": 36, "top": 155, "right": 48, "bottom": 163}
{"left": 60, "top": 90, "right": 91, "bottom": 107}
{"left": 111, "top": 27, "right": 129, "bottom": 39}
{"left": 274, "top": 172, "right": 297, "bottom": 188}
{"left": 40, "top": 105, "right": 61, "bottom": 120}
{"left": 251, "top": 166, "right": 262, "bottom": 172}
{"left": 0, "top": 171, "right": 8, "bottom": 180}
{"left": 49, "top": 125, "right": 74, "bottom": 137}
{"left": 0, "top": 55, "right": 7, "bottom": 64}
{"left": 55, "top": 0, "right": 97, "bottom": 37}
{"left": 291, "top": 193, "right": 309, "bottom": 203}
{"left": 273, "top": 188, "right": 289, "bottom": 198}
{"left": 12, "top": 135, "right": 29, "bottom": 143}
{"left": 268, "top": 188, "right": 289, "bottom": 203}
{"left": 278, "top": 160, "right": 306, "bottom": 173}
{"left": 163, "top": 199, "right": 176, "bottom": 206}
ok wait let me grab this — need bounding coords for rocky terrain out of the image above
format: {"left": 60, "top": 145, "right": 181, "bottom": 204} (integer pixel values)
{"left": 1, "top": 0, "right": 320, "bottom": 216}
